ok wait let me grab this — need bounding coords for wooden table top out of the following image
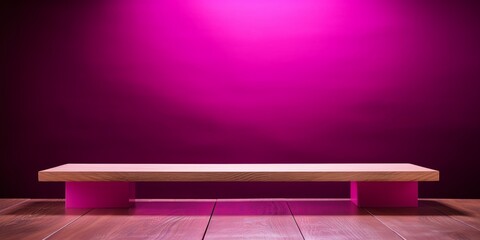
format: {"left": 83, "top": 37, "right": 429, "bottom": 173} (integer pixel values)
{"left": 38, "top": 163, "right": 439, "bottom": 182}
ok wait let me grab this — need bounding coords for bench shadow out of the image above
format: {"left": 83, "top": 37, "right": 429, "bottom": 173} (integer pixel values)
{"left": 0, "top": 200, "right": 87, "bottom": 216}
{"left": 365, "top": 200, "right": 469, "bottom": 216}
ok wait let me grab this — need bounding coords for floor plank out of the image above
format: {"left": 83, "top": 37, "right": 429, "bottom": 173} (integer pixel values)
{"left": 367, "top": 202, "right": 480, "bottom": 240}
{"left": 0, "top": 199, "right": 89, "bottom": 240}
{"left": 1, "top": 198, "right": 479, "bottom": 240}
{"left": 0, "top": 199, "right": 29, "bottom": 213}
{"left": 47, "top": 200, "right": 215, "bottom": 240}
{"left": 424, "top": 199, "right": 480, "bottom": 231}
{"left": 204, "top": 200, "right": 304, "bottom": 240}
{"left": 288, "top": 199, "right": 402, "bottom": 240}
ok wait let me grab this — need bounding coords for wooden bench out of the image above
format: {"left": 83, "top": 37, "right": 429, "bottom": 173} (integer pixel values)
{"left": 38, "top": 163, "right": 439, "bottom": 208}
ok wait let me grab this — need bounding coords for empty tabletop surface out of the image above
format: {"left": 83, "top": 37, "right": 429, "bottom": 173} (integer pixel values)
{"left": 39, "top": 163, "right": 439, "bottom": 182}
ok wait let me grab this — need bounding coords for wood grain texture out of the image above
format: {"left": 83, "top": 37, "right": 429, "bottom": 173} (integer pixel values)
{"left": 39, "top": 163, "right": 439, "bottom": 182}
{"left": 0, "top": 198, "right": 479, "bottom": 239}
{"left": 47, "top": 200, "right": 215, "bottom": 240}
{"left": 204, "top": 200, "right": 303, "bottom": 240}
{"left": 288, "top": 199, "right": 403, "bottom": 240}
{"left": 0, "top": 199, "right": 89, "bottom": 240}
{"left": 425, "top": 199, "right": 480, "bottom": 231}
{"left": 367, "top": 202, "right": 480, "bottom": 240}
{"left": 0, "top": 199, "right": 29, "bottom": 213}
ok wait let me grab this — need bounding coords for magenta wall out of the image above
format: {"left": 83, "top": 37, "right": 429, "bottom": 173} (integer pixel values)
{"left": 2, "top": 0, "right": 480, "bottom": 198}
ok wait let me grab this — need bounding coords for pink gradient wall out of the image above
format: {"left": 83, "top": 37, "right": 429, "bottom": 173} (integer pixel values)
{"left": 2, "top": 0, "right": 480, "bottom": 198}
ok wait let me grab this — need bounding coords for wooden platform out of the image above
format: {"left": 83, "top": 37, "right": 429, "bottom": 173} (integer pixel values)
{"left": 1, "top": 198, "right": 479, "bottom": 240}
{"left": 38, "top": 163, "right": 440, "bottom": 208}
{"left": 38, "top": 163, "right": 439, "bottom": 182}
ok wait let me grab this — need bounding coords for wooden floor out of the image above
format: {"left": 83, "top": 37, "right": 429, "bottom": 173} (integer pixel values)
{"left": 0, "top": 199, "right": 479, "bottom": 240}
